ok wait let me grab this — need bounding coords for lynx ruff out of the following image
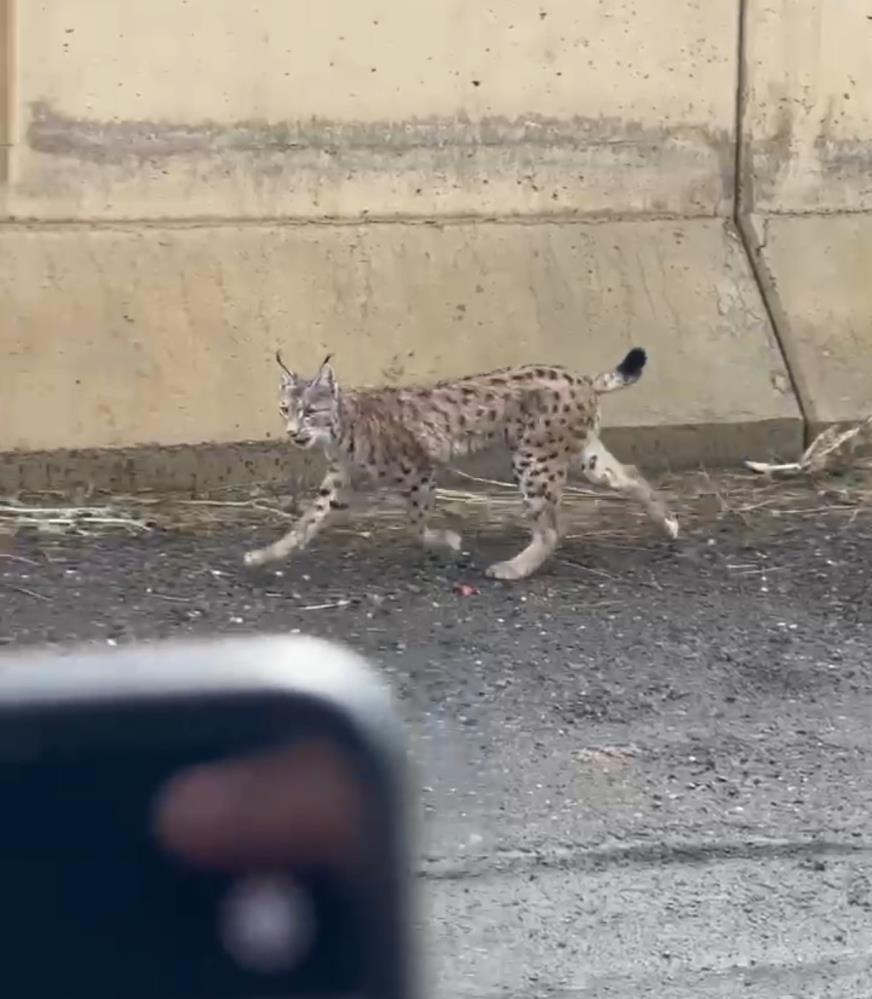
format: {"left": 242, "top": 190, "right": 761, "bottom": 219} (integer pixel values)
{"left": 244, "top": 348, "right": 679, "bottom": 581}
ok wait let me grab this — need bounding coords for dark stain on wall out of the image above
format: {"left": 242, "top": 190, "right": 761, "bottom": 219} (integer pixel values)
{"left": 26, "top": 99, "right": 733, "bottom": 190}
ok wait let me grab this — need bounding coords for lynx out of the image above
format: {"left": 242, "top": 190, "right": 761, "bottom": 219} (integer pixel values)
{"left": 244, "top": 348, "right": 678, "bottom": 581}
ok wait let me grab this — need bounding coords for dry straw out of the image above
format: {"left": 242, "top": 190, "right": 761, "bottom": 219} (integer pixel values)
{"left": 3, "top": 419, "right": 872, "bottom": 540}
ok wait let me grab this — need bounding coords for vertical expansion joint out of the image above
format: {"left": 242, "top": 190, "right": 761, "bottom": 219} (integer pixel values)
{"left": 732, "top": 0, "right": 754, "bottom": 219}
{"left": 0, "top": 0, "right": 12, "bottom": 187}
{"left": 731, "top": 0, "right": 809, "bottom": 446}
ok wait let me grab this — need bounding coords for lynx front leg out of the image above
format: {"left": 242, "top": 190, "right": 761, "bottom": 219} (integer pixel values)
{"left": 487, "top": 452, "right": 567, "bottom": 581}
{"left": 244, "top": 464, "right": 349, "bottom": 568}
{"left": 403, "top": 471, "right": 462, "bottom": 552}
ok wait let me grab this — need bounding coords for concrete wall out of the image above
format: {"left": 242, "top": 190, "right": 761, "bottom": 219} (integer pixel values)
{"left": 742, "top": 1, "right": 872, "bottom": 215}
{"left": 9, "top": 0, "right": 736, "bottom": 220}
{"left": 0, "top": 218, "right": 796, "bottom": 456}
{"left": 0, "top": 1, "right": 9, "bottom": 188}
{"left": 740, "top": 1, "right": 872, "bottom": 437}
{"left": 2, "top": 0, "right": 868, "bottom": 491}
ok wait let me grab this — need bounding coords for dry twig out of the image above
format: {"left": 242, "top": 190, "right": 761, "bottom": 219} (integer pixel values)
{"left": 0, "top": 503, "right": 150, "bottom": 535}
{"left": 0, "top": 581, "right": 48, "bottom": 600}
{"left": 0, "top": 554, "right": 40, "bottom": 565}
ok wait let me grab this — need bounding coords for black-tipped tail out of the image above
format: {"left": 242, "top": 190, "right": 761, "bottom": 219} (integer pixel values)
{"left": 592, "top": 347, "right": 648, "bottom": 394}
{"left": 616, "top": 347, "right": 647, "bottom": 381}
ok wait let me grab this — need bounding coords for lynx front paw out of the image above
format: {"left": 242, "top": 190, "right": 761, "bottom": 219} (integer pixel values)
{"left": 423, "top": 528, "right": 463, "bottom": 552}
{"left": 485, "top": 559, "right": 529, "bottom": 581}
{"left": 442, "top": 529, "right": 463, "bottom": 552}
{"left": 663, "top": 514, "right": 680, "bottom": 540}
{"left": 243, "top": 548, "right": 272, "bottom": 568}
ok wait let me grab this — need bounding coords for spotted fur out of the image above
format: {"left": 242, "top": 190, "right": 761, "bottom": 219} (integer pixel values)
{"left": 244, "top": 348, "right": 678, "bottom": 580}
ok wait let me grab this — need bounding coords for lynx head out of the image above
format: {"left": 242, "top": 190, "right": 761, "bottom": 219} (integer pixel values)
{"left": 274, "top": 351, "right": 341, "bottom": 449}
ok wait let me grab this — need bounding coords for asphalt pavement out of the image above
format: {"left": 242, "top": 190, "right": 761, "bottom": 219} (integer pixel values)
{"left": 2, "top": 492, "right": 872, "bottom": 998}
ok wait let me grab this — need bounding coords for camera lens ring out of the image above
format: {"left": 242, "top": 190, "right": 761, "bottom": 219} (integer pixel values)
{"left": 218, "top": 872, "right": 315, "bottom": 974}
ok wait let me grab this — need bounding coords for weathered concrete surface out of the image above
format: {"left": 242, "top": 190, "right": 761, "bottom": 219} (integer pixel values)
{"left": 740, "top": 2, "right": 872, "bottom": 441}
{"left": 16, "top": 1, "right": 872, "bottom": 483}
{"left": 2, "top": 500, "right": 872, "bottom": 997}
{"left": 9, "top": 0, "right": 737, "bottom": 220}
{"left": 0, "top": 0, "right": 10, "bottom": 188}
{"left": 0, "top": 218, "right": 800, "bottom": 484}
{"left": 744, "top": 213, "right": 872, "bottom": 436}
{"left": 742, "top": 1, "right": 872, "bottom": 214}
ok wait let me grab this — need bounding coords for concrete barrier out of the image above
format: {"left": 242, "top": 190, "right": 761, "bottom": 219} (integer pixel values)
{"left": 0, "top": 0, "right": 817, "bottom": 492}
{"left": 0, "top": 218, "right": 799, "bottom": 491}
{"left": 9, "top": 0, "right": 737, "bottom": 221}
{"left": 741, "top": 0, "right": 872, "bottom": 438}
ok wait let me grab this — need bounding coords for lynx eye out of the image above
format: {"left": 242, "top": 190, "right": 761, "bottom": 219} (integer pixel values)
{"left": 279, "top": 403, "right": 289, "bottom": 415}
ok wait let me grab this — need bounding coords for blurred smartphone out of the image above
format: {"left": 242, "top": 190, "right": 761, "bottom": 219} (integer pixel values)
{"left": 0, "top": 635, "right": 413, "bottom": 999}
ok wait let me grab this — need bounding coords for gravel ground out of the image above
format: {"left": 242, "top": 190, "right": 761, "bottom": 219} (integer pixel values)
{"left": 2, "top": 481, "right": 872, "bottom": 997}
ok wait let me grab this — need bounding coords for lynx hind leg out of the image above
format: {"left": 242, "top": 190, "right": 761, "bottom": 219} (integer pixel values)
{"left": 402, "top": 469, "right": 462, "bottom": 552}
{"left": 487, "top": 449, "right": 568, "bottom": 581}
{"left": 579, "top": 438, "right": 679, "bottom": 539}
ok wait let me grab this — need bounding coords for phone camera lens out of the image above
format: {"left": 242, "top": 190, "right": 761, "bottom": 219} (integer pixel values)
{"left": 219, "top": 873, "right": 314, "bottom": 974}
